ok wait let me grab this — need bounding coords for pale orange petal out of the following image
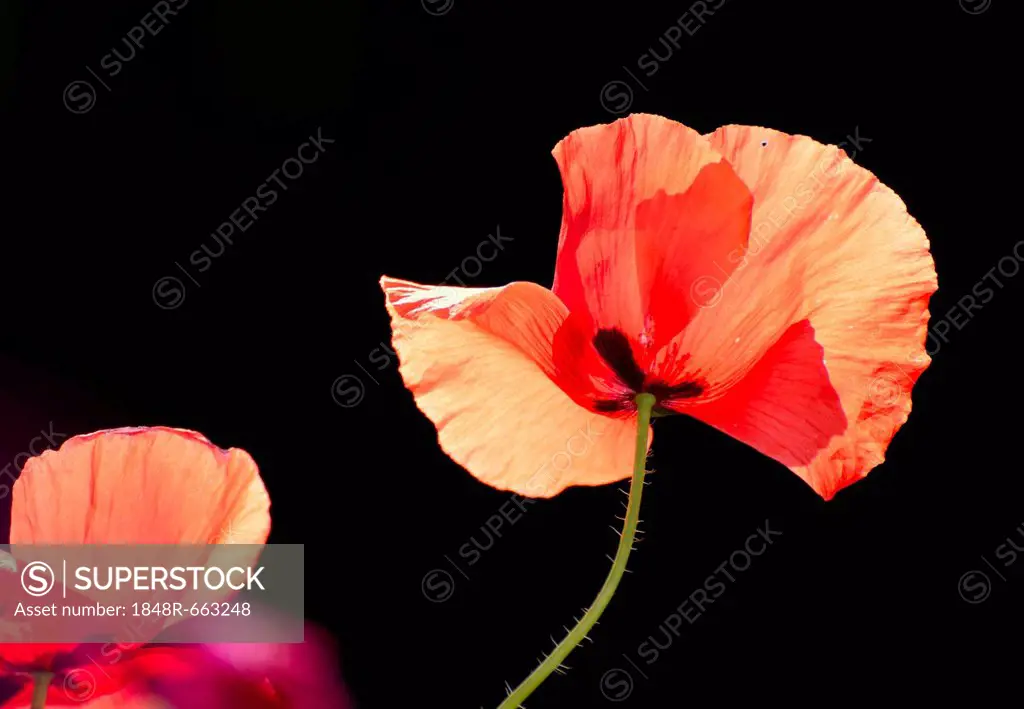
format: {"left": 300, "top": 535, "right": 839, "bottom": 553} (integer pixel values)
{"left": 381, "top": 276, "right": 649, "bottom": 496}
{"left": 11, "top": 427, "right": 271, "bottom": 544}
{"left": 664, "top": 125, "right": 936, "bottom": 499}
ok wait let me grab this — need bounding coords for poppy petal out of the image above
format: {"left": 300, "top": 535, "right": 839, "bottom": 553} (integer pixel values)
{"left": 381, "top": 276, "right": 649, "bottom": 496}
{"left": 551, "top": 114, "right": 751, "bottom": 351}
{"left": 11, "top": 427, "right": 271, "bottom": 544}
{"left": 635, "top": 160, "right": 754, "bottom": 356}
{"left": 665, "top": 319, "right": 846, "bottom": 468}
{"left": 662, "top": 125, "right": 936, "bottom": 499}
{"left": 4, "top": 685, "right": 168, "bottom": 708}
{"left": 3, "top": 647, "right": 222, "bottom": 707}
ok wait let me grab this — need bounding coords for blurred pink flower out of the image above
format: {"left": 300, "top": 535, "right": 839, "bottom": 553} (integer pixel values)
{"left": 2, "top": 623, "right": 351, "bottom": 707}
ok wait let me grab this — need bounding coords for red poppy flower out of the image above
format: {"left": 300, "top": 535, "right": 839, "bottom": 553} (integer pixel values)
{"left": 2, "top": 623, "right": 351, "bottom": 708}
{"left": 381, "top": 113, "right": 937, "bottom": 500}
{"left": 0, "top": 427, "right": 271, "bottom": 702}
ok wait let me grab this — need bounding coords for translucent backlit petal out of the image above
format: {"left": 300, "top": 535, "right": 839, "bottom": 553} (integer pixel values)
{"left": 381, "top": 276, "right": 650, "bottom": 496}
{"left": 551, "top": 114, "right": 751, "bottom": 355}
{"left": 666, "top": 320, "right": 846, "bottom": 468}
{"left": 662, "top": 125, "right": 936, "bottom": 498}
{"left": 11, "top": 427, "right": 271, "bottom": 544}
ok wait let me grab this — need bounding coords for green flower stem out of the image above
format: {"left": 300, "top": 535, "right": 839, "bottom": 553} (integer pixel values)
{"left": 30, "top": 672, "right": 52, "bottom": 709}
{"left": 497, "top": 392, "right": 656, "bottom": 709}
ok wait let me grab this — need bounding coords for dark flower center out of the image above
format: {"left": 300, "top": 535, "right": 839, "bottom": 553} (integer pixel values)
{"left": 592, "top": 329, "right": 703, "bottom": 413}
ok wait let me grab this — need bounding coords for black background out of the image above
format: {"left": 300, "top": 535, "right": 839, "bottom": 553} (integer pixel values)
{"left": 0, "top": 0, "right": 1017, "bottom": 706}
